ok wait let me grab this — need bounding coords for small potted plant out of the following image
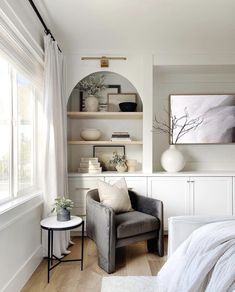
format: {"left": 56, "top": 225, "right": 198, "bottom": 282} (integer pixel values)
{"left": 110, "top": 152, "right": 127, "bottom": 172}
{"left": 51, "top": 197, "right": 74, "bottom": 221}
{"left": 78, "top": 74, "right": 106, "bottom": 112}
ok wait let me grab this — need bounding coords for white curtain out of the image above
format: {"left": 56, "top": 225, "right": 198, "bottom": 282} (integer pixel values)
{"left": 42, "top": 34, "right": 70, "bottom": 258}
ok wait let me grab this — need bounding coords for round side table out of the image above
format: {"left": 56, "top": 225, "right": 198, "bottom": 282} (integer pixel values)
{"left": 40, "top": 215, "right": 84, "bottom": 283}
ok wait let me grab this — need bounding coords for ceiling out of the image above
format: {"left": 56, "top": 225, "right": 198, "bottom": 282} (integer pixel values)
{"left": 39, "top": 0, "right": 235, "bottom": 54}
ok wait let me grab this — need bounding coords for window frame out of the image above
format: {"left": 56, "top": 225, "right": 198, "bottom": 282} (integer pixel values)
{"left": 0, "top": 57, "right": 40, "bottom": 204}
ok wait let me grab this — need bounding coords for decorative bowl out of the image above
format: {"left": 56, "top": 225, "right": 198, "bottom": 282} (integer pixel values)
{"left": 119, "top": 102, "right": 137, "bottom": 112}
{"left": 80, "top": 129, "right": 101, "bottom": 141}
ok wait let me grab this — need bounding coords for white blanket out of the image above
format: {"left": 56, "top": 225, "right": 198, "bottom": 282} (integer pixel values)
{"left": 157, "top": 221, "right": 235, "bottom": 292}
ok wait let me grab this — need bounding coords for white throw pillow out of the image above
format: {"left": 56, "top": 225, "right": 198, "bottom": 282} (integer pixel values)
{"left": 98, "top": 178, "right": 132, "bottom": 213}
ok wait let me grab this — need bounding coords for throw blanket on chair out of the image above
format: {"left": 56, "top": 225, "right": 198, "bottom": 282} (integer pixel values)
{"left": 157, "top": 220, "right": 235, "bottom": 292}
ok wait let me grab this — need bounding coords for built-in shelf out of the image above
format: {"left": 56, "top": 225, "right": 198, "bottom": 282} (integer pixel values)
{"left": 68, "top": 140, "right": 143, "bottom": 145}
{"left": 67, "top": 112, "right": 143, "bottom": 119}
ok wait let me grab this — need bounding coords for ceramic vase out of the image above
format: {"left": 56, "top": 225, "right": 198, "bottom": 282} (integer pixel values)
{"left": 85, "top": 95, "right": 99, "bottom": 112}
{"left": 57, "top": 208, "right": 71, "bottom": 221}
{"left": 161, "top": 145, "right": 185, "bottom": 172}
{"left": 126, "top": 159, "right": 137, "bottom": 172}
{"left": 116, "top": 164, "right": 127, "bottom": 173}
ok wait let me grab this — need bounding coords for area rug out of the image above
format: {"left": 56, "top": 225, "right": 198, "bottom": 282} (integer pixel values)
{"left": 101, "top": 276, "right": 157, "bottom": 292}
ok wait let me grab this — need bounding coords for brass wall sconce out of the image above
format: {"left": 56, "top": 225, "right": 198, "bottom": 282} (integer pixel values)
{"left": 81, "top": 56, "right": 127, "bottom": 68}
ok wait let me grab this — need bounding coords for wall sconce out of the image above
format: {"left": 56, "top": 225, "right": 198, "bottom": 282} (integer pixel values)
{"left": 81, "top": 56, "right": 127, "bottom": 68}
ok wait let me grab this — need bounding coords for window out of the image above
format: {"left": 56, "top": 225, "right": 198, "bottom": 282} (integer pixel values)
{"left": 0, "top": 54, "right": 39, "bottom": 203}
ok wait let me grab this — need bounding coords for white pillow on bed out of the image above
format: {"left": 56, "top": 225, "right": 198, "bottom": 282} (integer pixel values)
{"left": 98, "top": 177, "right": 132, "bottom": 213}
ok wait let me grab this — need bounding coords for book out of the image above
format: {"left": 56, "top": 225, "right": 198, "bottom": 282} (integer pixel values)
{"left": 111, "top": 135, "right": 130, "bottom": 138}
{"left": 80, "top": 157, "right": 98, "bottom": 163}
{"left": 78, "top": 167, "right": 102, "bottom": 174}
{"left": 80, "top": 162, "right": 100, "bottom": 168}
{"left": 111, "top": 138, "right": 132, "bottom": 141}
{"left": 112, "top": 132, "right": 129, "bottom": 135}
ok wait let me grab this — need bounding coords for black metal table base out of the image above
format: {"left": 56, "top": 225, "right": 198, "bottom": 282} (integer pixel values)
{"left": 46, "top": 221, "right": 84, "bottom": 283}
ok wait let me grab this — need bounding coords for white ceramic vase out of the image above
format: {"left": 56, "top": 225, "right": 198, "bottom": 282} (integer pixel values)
{"left": 116, "top": 164, "right": 127, "bottom": 173}
{"left": 161, "top": 145, "right": 185, "bottom": 172}
{"left": 85, "top": 95, "right": 99, "bottom": 112}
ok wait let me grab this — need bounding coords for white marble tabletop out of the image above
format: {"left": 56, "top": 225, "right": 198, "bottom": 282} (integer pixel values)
{"left": 40, "top": 215, "right": 82, "bottom": 230}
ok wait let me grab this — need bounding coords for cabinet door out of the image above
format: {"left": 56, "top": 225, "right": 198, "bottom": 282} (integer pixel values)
{"left": 68, "top": 177, "right": 104, "bottom": 216}
{"left": 148, "top": 177, "right": 190, "bottom": 230}
{"left": 105, "top": 176, "right": 147, "bottom": 196}
{"left": 192, "top": 177, "right": 233, "bottom": 216}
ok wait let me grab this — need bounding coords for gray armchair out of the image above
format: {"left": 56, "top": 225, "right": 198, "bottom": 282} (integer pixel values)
{"left": 86, "top": 189, "right": 164, "bottom": 273}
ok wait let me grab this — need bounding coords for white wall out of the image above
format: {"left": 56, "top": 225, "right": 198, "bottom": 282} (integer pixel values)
{"left": 0, "top": 196, "right": 43, "bottom": 292}
{"left": 0, "top": 1, "right": 44, "bottom": 291}
{"left": 153, "top": 65, "right": 235, "bottom": 171}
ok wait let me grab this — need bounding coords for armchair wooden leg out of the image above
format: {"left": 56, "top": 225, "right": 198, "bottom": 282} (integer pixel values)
{"left": 147, "top": 237, "right": 164, "bottom": 257}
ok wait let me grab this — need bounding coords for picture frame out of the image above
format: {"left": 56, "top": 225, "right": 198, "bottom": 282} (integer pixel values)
{"left": 169, "top": 94, "right": 235, "bottom": 144}
{"left": 99, "top": 85, "right": 121, "bottom": 106}
{"left": 107, "top": 93, "right": 137, "bottom": 112}
{"left": 93, "top": 145, "right": 126, "bottom": 171}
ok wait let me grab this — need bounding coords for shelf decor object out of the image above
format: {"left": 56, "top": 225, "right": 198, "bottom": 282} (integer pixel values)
{"left": 108, "top": 93, "right": 137, "bottom": 112}
{"left": 119, "top": 102, "right": 137, "bottom": 112}
{"left": 80, "top": 128, "right": 101, "bottom": 141}
{"left": 126, "top": 159, "right": 137, "bottom": 172}
{"left": 77, "top": 74, "right": 106, "bottom": 112}
{"left": 161, "top": 145, "right": 185, "bottom": 172}
{"left": 93, "top": 145, "right": 125, "bottom": 171}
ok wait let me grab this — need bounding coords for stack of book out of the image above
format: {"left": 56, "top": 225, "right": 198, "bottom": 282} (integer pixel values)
{"left": 99, "top": 103, "right": 108, "bottom": 112}
{"left": 78, "top": 157, "right": 102, "bottom": 174}
{"left": 111, "top": 132, "right": 131, "bottom": 142}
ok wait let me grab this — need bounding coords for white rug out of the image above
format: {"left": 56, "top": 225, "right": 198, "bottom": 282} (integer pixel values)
{"left": 101, "top": 276, "right": 157, "bottom": 292}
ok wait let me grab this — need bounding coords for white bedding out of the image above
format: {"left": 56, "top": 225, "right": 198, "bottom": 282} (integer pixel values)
{"left": 157, "top": 220, "right": 235, "bottom": 292}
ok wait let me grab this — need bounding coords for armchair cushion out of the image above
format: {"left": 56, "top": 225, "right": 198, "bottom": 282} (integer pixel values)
{"left": 116, "top": 211, "right": 159, "bottom": 239}
{"left": 98, "top": 178, "right": 132, "bottom": 213}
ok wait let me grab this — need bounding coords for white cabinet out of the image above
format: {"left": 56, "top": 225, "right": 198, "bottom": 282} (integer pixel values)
{"left": 68, "top": 177, "right": 104, "bottom": 216}
{"left": 68, "top": 174, "right": 234, "bottom": 231}
{"left": 191, "top": 177, "right": 233, "bottom": 216}
{"left": 148, "top": 177, "right": 190, "bottom": 230}
{"left": 148, "top": 176, "right": 233, "bottom": 230}
{"left": 105, "top": 176, "right": 147, "bottom": 196}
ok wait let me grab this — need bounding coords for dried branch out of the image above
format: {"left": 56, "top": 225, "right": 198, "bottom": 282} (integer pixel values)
{"left": 153, "top": 107, "right": 204, "bottom": 144}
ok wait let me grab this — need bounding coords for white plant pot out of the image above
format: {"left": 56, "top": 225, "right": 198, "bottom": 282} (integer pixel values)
{"left": 85, "top": 95, "right": 99, "bottom": 112}
{"left": 161, "top": 145, "right": 185, "bottom": 172}
{"left": 116, "top": 164, "right": 127, "bottom": 173}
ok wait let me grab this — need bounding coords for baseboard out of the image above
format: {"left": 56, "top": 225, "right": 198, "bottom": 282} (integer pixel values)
{"left": 2, "top": 245, "right": 43, "bottom": 292}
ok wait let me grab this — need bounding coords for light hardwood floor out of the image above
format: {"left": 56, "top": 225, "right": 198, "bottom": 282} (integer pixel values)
{"left": 22, "top": 237, "right": 167, "bottom": 292}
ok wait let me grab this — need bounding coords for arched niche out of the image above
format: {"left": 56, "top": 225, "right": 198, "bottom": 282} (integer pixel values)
{"left": 67, "top": 71, "right": 143, "bottom": 173}
{"left": 67, "top": 71, "right": 143, "bottom": 112}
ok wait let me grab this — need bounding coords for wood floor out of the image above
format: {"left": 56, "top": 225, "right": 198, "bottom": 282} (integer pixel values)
{"left": 22, "top": 237, "right": 168, "bottom": 292}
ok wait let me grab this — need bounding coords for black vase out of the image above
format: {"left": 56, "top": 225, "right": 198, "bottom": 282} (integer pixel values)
{"left": 57, "top": 208, "right": 71, "bottom": 221}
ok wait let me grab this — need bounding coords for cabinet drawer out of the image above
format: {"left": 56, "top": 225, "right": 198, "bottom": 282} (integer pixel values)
{"left": 105, "top": 176, "right": 147, "bottom": 196}
{"left": 68, "top": 177, "right": 104, "bottom": 214}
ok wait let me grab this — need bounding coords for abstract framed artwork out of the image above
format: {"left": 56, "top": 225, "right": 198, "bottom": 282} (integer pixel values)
{"left": 93, "top": 145, "right": 125, "bottom": 171}
{"left": 170, "top": 94, "right": 235, "bottom": 144}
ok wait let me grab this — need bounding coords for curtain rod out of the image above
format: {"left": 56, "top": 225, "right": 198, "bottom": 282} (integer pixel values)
{"left": 28, "top": 0, "right": 62, "bottom": 52}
